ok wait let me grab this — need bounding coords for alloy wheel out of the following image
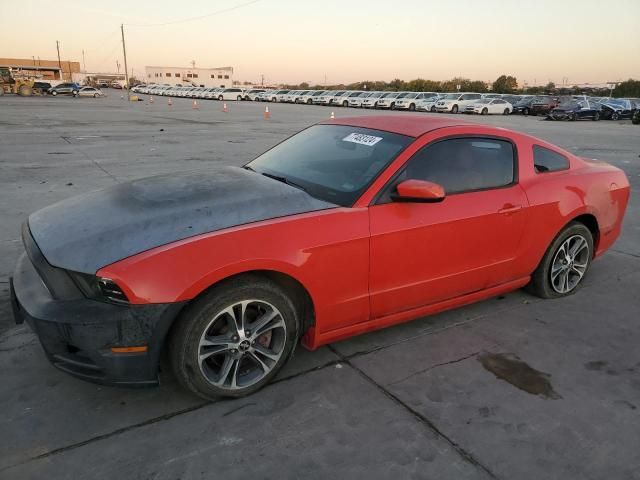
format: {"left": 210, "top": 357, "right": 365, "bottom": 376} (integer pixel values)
{"left": 550, "top": 235, "right": 590, "bottom": 294}
{"left": 197, "top": 299, "right": 287, "bottom": 390}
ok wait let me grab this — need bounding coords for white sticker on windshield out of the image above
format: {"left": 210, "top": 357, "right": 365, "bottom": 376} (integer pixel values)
{"left": 342, "top": 133, "right": 382, "bottom": 147}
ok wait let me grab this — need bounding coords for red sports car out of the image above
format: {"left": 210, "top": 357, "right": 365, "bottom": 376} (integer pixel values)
{"left": 11, "top": 116, "right": 630, "bottom": 399}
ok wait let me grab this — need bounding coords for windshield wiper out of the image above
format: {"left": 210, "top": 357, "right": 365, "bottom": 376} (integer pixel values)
{"left": 260, "top": 172, "right": 307, "bottom": 193}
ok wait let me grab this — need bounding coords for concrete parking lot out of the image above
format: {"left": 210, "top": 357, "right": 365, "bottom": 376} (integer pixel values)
{"left": 1, "top": 94, "right": 639, "bottom": 480}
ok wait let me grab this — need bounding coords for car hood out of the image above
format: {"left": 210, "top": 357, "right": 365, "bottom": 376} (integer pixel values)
{"left": 28, "top": 166, "right": 337, "bottom": 274}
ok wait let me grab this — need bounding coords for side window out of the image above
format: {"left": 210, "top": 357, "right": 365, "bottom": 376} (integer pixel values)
{"left": 382, "top": 138, "right": 515, "bottom": 201}
{"left": 533, "top": 145, "right": 569, "bottom": 173}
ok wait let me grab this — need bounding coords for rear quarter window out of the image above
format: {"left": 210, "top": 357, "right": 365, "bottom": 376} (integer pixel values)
{"left": 533, "top": 145, "right": 570, "bottom": 173}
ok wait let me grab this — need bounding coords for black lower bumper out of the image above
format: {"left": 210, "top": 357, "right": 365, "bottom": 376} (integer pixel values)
{"left": 11, "top": 252, "right": 185, "bottom": 387}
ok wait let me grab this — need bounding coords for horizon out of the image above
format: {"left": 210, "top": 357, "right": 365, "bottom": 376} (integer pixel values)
{"left": 1, "top": 0, "right": 639, "bottom": 86}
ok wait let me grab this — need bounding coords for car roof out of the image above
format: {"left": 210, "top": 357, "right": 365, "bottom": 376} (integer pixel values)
{"left": 321, "top": 115, "right": 472, "bottom": 137}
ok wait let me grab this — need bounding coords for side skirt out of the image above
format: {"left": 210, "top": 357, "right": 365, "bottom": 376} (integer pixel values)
{"left": 303, "top": 276, "right": 531, "bottom": 349}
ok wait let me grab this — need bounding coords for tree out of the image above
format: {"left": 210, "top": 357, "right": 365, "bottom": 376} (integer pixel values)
{"left": 613, "top": 79, "right": 640, "bottom": 98}
{"left": 492, "top": 75, "right": 518, "bottom": 93}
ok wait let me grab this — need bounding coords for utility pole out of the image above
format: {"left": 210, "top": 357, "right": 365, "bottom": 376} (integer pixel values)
{"left": 82, "top": 50, "right": 86, "bottom": 73}
{"left": 56, "top": 40, "right": 62, "bottom": 80}
{"left": 116, "top": 60, "right": 120, "bottom": 74}
{"left": 261, "top": 74, "right": 264, "bottom": 86}
{"left": 121, "top": 24, "right": 130, "bottom": 100}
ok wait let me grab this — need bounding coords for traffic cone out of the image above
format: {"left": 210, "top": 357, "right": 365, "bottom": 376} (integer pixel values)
{"left": 149, "top": 95, "right": 154, "bottom": 104}
{"left": 264, "top": 106, "right": 270, "bottom": 119}
{"left": 168, "top": 98, "right": 173, "bottom": 107}
{"left": 223, "top": 103, "right": 228, "bottom": 113}
{"left": 330, "top": 111, "right": 335, "bottom": 119}
{"left": 192, "top": 99, "right": 199, "bottom": 110}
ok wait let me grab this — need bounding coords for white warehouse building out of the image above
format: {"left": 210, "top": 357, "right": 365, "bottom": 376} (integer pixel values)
{"left": 145, "top": 65, "right": 234, "bottom": 88}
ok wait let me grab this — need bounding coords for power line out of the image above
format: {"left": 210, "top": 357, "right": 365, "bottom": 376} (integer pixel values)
{"left": 125, "top": 0, "right": 263, "bottom": 27}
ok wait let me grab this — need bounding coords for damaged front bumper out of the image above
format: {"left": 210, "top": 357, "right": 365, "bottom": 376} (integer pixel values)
{"left": 11, "top": 252, "right": 185, "bottom": 387}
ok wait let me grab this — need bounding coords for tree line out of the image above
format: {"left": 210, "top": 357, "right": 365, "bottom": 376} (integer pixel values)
{"left": 282, "top": 75, "right": 640, "bottom": 98}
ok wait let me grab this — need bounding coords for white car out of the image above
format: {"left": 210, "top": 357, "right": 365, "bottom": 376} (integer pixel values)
{"left": 313, "top": 91, "right": 339, "bottom": 105}
{"left": 376, "top": 92, "right": 402, "bottom": 109}
{"left": 297, "top": 90, "right": 323, "bottom": 104}
{"left": 264, "top": 90, "right": 289, "bottom": 102}
{"left": 361, "top": 91, "right": 387, "bottom": 108}
{"left": 464, "top": 98, "right": 513, "bottom": 115}
{"left": 435, "top": 93, "right": 483, "bottom": 113}
{"left": 415, "top": 95, "right": 441, "bottom": 112}
{"left": 216, "top": 88, "right": 244, "bottom": 101}
{"left": 394, "top": 92, "right": 437, "bottom": 111}
{"left": 329, "top": 91, "right": 351, "bottom": 106}
{"left": 347, "top": 92, "right": 375, "bottom": 108}
{"left": 78, "top": 87, "right": 104, "bottom": 98}
{"left": 335, "top": 91, "right": 365, "bottom": 107}
{"left": 285, "top": 90, "right": 307, "bottom": 103}
{"left": 243, "top": 89, "right": 266, "bottom": 101}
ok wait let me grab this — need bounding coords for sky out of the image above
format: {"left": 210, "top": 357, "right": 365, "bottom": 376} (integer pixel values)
{"left": 1, "top": 0, "right": 639, "bottom": 86}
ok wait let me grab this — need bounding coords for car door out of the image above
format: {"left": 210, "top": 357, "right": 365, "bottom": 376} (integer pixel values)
{"left": 369, "top": 135, "right": 528, "bottom": 318}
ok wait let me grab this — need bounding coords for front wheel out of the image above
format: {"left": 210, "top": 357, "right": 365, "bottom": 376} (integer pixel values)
{"left": 503, "top": 108, "right": 510, "bottom": 115}
{"left": 170, "top": 276, "right": 300, "bottom": 399}
{"left": 430, "top": 105, "right": 436, "bottom": 112}
{"left": 523, "top": 107, "right": 530, "bottom": 116}
{"left": 94, "top": 93, "right": 99, "bottom": 98}
{"left": 237, "top": 96, "right": 242, "bottom": 101}
{"left": 451, "top": 105, "right": 459, "bottom": 114}
{"left": 51, "top": 90, "right": 58, "bottom": 96}
{"left": 611, "top": 112, "right": 620, "bottom": 121}
{"left": 593, "top": 112, "right": 600, "bottom": 121}
{"left": 527, "top": 222, "right": 593, "bottom": 299}
{"left": 218, "top": 95, "right": 223, "bottom": 101}
{"left": 481, "top": 107, "right": 488, "bottom": 115}
{"left": 342, "top": 100, "right": 348, "bottom": 107}
{"left": 409, "top": 103, "right": 415, "bottom": 111}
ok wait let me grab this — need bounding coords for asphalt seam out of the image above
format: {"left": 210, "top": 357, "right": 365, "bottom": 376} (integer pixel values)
{"left": 0, "top": 356, "right": 342, "bottom": 472}
{"left": 385, "top": 350, "right": 485, "bottom": 387}
{"left": 327, "top": 345, "right": 499, "bottom": 479}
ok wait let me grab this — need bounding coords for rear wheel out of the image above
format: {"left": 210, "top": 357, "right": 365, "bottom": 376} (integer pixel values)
{"left": 528, "top": 222, "right": 593, "bottom": 299}
{"left": 237, "top": 95, "right": 242, "bottom": 101}
{"left": 523, "top": 107, "right": 530, "bottom": 116}
{"left": 503, "top": 108, "right": 510, "bottom": 115}
{"left": 18, "top": 85, "right": 33, "bottom": 96}
{"left": 51, "top": 90, "right": 58, "bottom": 96}
{"left": 170, "top": 276, "right": 299, "bottom": 399}
{"left": 593, "top": 112, "right": 600, "bottom": 121}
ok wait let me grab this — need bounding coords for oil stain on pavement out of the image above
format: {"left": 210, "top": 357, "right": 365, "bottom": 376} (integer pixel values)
{"left": 478, "top": 352, "right": 562, "bottom": 399}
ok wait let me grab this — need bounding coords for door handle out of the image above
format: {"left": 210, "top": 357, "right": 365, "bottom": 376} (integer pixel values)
{"left": 498, "top": 204, "right": 522, "bottom": 215}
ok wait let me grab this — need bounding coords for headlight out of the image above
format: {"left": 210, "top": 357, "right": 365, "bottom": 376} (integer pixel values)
{"left": 68, "top": 272, "right": 130, "bottom": 304}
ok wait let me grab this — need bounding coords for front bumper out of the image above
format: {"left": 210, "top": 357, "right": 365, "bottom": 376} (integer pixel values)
{"left": 11, "top": 252, "right": 185, "bottom": 387}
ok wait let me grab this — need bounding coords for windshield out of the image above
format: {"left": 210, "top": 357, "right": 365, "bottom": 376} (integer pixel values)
{"left": 476, "top": 99, "right": 491, "bottom": 104}
{"left": 246, "top": 125, "right": 413, "bottom": 206}
{"left": 442, "top": 94, "right": 460, "bottom": 100}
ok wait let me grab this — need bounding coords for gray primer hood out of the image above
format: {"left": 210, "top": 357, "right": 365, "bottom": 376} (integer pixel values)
{"left": 28, "top": 166, "right": 337, "bottom": 273}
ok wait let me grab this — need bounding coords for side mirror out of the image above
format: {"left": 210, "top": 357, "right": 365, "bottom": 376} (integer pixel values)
{"left": 391, "top": 179, "right": 445, "bottom": 203}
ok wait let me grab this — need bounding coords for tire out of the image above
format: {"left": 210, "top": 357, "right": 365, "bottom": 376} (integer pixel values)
{"left": 390, "top": 102, "right": 395, "bottom": 110}
{"left": 342, "top": 100, "right": 348, "bottom": 107}
{"left": 271, "top": 97, "right": 276, "bottom": 102}
{"left": 51, "top": 90, "right": 58, "bottom": 96}
{"left": 527, "top": 222, "right": 594, "bottom": 299}
{"left": 451, "top": 105, "right": 458, "bottom": 114}
{"left": 307, "top": 99, "right": 312, "bottom": 104}
{"left": 237, "top": 96, "right": 242, "bottom": 101}
{"left": 18, "top": 85, "right": 33, "bottom": 96}
{"left": 94, "top": 93, "right": 98, "bottom": 98}
{"left": 503, "top": 108, "right": 510, "bottom": 115}
{"left": 170, "top": 275, "right": 300, "bottom": 400}
{"left": 481, "top": 107, "right": 488, "bottom": 115}
{"left": 523, "top": 107, "right": 529, "bottom": 116}
{"left": 409, "top": 103, "right": 415, "bottom": 111}
{"left": 611, "top": 112, "right": 620, "bottom": 121}
{"left": 218, "top": 95, "right": 223, "bottom": 101}
{"left": 72, "top": 90, "right": 79, "bottom": 97}
{"left": 430, "top": 105, "right": 436, "bottom": 112}
{"left": 593, "top": 112, "right": 600, "bottom": 121}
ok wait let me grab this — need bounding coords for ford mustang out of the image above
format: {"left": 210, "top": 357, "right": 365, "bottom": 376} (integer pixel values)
{"left": 10, "top": 116, "right": 630, "bottom": 399}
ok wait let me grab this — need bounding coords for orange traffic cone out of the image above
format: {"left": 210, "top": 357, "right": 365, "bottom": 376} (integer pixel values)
{"left": 168, "top": 98, "right": 173, "bottom": 107}
{"left": 192, "top": 99, "right": 199, "bottom": 110}
{"left": 149, "top": 95, "right": 154, "bottom": 104}
{"left": 223, "top": 103, "right": 228, "bottom": 113}
{"left": 264, "top": 106, "right": 270, "bottom": 119}
{"left": 330, "top": 111, "right": 335, "bottom": 119}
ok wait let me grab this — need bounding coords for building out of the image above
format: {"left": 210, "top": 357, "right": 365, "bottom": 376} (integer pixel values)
{"left": 72, "top": 72, "right": 126, "bottom": 86}
{"left": 0, "top": 57, "right": 80, "bottom": 81}
{"left": 145, "top": 66, "right": 234, "bottom": 88}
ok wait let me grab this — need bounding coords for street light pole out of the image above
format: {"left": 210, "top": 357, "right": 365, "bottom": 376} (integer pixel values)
{"left": 56, "top": 40, "right": 62, "bottom": 80}
{"left": 121, "top": 24, "right": 131, "bottom": 100}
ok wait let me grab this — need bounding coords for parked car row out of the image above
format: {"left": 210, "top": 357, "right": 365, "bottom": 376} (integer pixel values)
{"left": 129, "top": 84, "right": 640, "bottom": 121}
